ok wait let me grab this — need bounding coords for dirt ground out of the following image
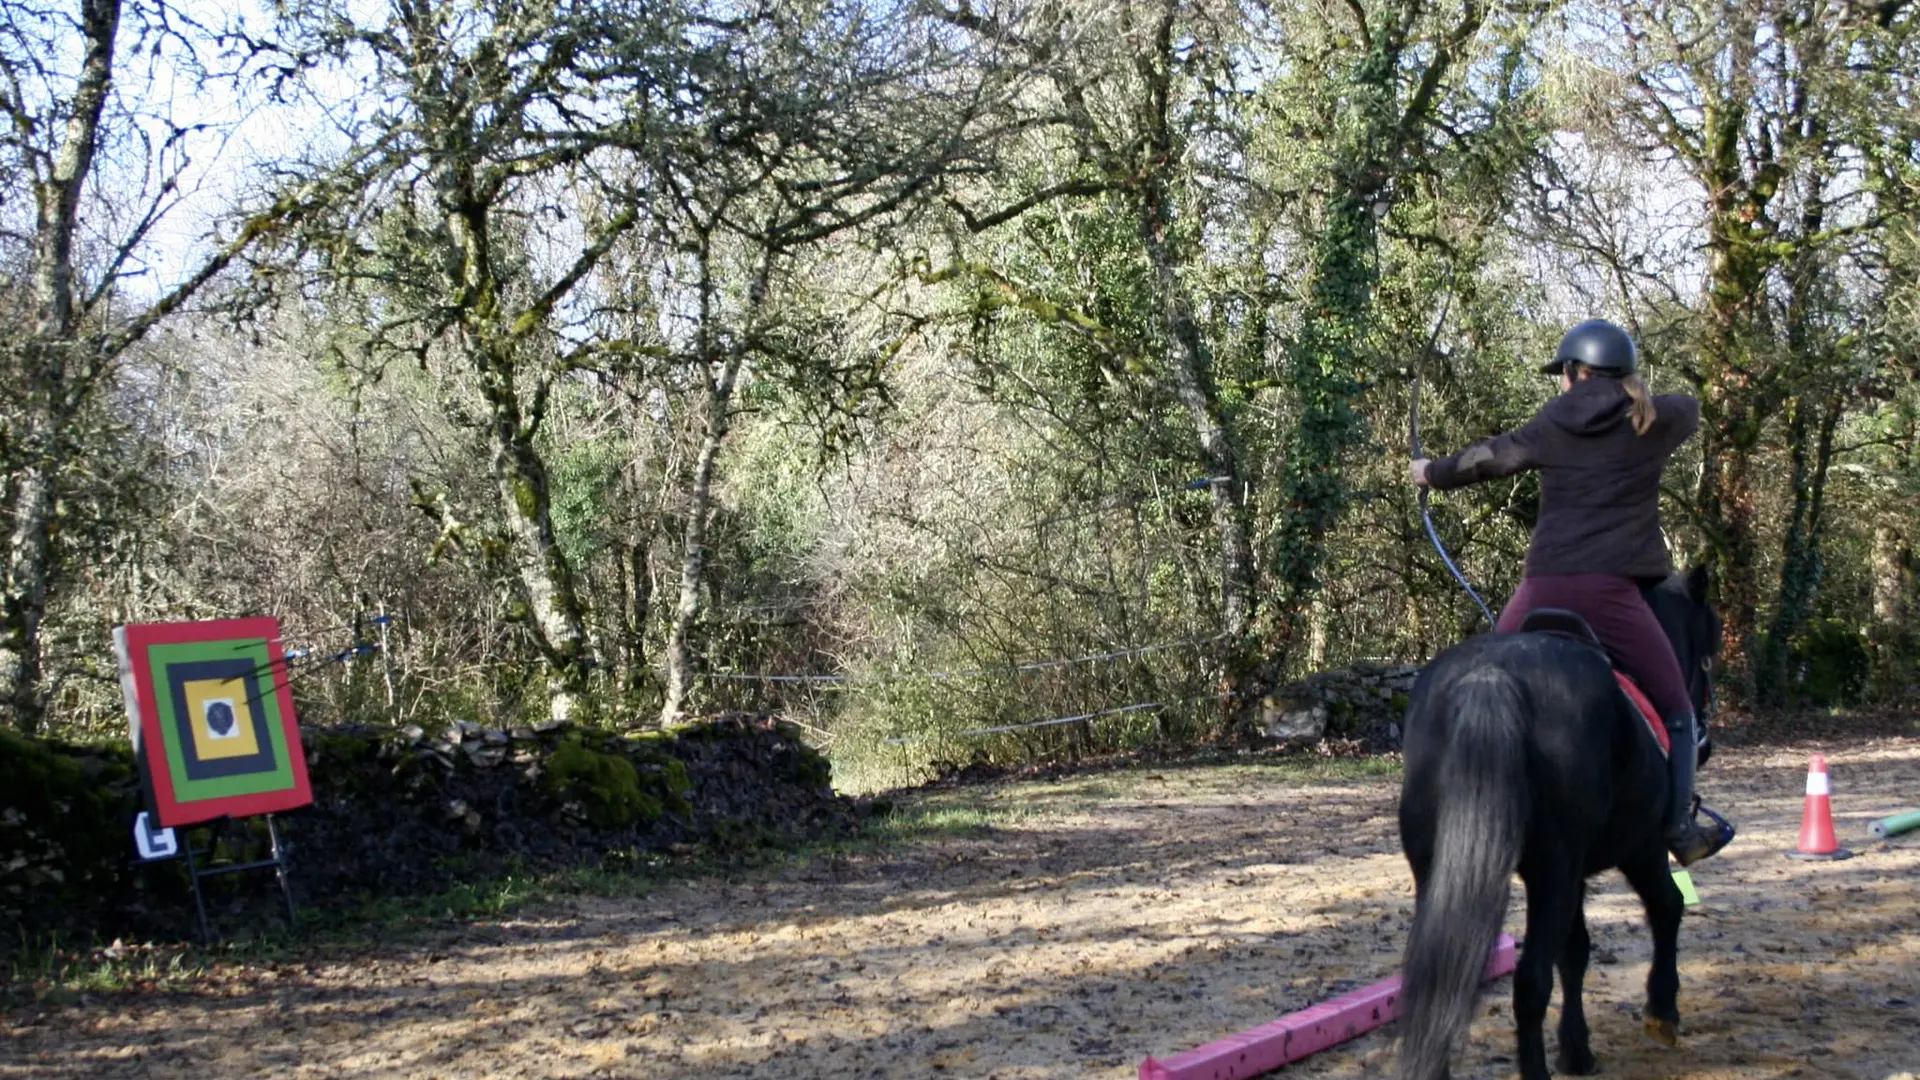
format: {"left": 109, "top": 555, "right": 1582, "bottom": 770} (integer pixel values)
{"left": 5, "top": 735, "right": 1918, "bottom": 1080}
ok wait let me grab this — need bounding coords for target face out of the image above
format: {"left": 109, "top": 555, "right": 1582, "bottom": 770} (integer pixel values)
{"left": 114, "top": 619, "right": 312, "bottom": 828}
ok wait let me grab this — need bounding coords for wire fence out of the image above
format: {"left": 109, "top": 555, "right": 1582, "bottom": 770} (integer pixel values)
{"left": 687, "top": 633, "right": 1234, "bottom": 752}
{"left": 880, "top": 691, "right": 1234, "bottom": 745}
{"left": 693, "top": 634, "right": 1226, "bottom": 686}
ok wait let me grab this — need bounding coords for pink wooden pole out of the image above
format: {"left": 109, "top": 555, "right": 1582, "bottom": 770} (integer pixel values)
{"left": 1139, "top": 934, "right": 1517, "bottom": 1080}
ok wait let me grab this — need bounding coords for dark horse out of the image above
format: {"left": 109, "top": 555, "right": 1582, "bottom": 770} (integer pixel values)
{"left": 1394, "top": 565, "right": 1722, "bottom": 1080}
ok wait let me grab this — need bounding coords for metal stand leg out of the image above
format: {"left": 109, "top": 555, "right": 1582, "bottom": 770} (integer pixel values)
{"left": 179, "top": 814, "right": 299, "bottom": 943}
{"left": 184, "top": 826, "right": 213, "bottom": 944}
{"left": 266, "top": 814, "right": 297, "bottom": 931}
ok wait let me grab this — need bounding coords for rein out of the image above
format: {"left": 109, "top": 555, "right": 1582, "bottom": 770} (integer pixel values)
{"left": 1409, "top": 277, "right": 1497, "bottom": 629}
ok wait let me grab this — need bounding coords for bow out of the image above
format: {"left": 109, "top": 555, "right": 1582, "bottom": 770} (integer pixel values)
{"left": 1410, "top": 274, "right": 1497, "bottom": 629}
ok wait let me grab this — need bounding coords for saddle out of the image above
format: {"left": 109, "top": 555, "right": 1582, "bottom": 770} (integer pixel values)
{"left": 1516, "top": 608, "right": 1671, "bottom": 757}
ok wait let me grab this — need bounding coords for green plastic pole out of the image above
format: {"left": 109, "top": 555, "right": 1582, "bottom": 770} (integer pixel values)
{"left": 1868, "top": 809, "right": 1920, "bottom": 839}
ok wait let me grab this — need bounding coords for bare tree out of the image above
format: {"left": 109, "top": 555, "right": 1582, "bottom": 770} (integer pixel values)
{"left": 252, "top": 0, "right": 1005, "bottom": 725}
{"left": 0, "top": 0, "right": 322, "bottom": 731}
{"left": 643, "top": 1, "right": 1014, "bottom": 724}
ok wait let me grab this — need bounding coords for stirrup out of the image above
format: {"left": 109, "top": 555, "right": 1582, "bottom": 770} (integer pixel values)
{"left": 1669, "top": 798, "right": 1736, "bottom": 867}
{"left": 1694, "top": 798, "right": 1736, "bottom": 841}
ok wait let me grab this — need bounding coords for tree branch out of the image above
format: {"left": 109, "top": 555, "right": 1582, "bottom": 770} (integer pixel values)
{"left": 1342, "top": 0, "right": 1374, "bottom": 52}
{"left": 85, "top": 178, "right": 335, "bottom": 387}
{"left": 946, "top": 178, "right": 1114, "bottom": 232}
{"left": 919, "top": 259, "right": 1150, "bottom": 374}
{"left": 1395, "top": 0, "right": 1488, "bottom": 157}
{"left": 507, "top": 205, "right": 640, "bottom": 346}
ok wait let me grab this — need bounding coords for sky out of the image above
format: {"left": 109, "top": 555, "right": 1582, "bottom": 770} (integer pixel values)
{"left": 88, "top": 0, "right": 362, "bottom": 296}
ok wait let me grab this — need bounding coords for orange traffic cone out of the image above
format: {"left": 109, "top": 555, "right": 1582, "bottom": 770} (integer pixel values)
{"left": 1787, "top": 754, "right": 1853, "bottom": 861}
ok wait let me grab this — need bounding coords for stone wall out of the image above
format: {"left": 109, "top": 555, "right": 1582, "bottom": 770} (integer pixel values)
{"left": 1, "top": 715, "right": 862, "bottom": 949}
{"left": 1258, "top": 661, "right": 1421, "bottom": 751}
{"left": 0, "top": 730, "right": 152, "bottom": 946}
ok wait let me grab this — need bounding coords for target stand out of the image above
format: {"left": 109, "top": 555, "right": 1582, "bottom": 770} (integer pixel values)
{"left": 179, "top": 813, "right": 299, "bottom": 943}
{"left": 115, "top": 618, "right": 313, "bottom": 943}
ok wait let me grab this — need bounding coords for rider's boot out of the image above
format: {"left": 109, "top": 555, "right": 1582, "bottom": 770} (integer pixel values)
{"left": 1663, "top": 707, "right": 1735, "bottom": 867}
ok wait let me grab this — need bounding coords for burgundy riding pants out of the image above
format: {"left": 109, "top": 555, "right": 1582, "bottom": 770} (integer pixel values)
{"left": 1496, "top": 573, "right": 1692, "bottom": 723}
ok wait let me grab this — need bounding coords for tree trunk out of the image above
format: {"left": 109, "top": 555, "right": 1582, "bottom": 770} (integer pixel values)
{"left": 485, "top": 385, "right": 591, "bottom": 723}
{"left": 1689, "top": 17, "right": 1779, "bottom": 704}
{"left": 1695, "top": 405, "right": 1762, "bottom": 701}
{"left": 442, "top": 163, "right": 592, "bottom": 723}
{"left": 1306, "top": 592, "right": 1329, "bottom": 671}
{"left": 32, "top": 0, "right": 119, "bottom": 341}
{"left": 1753, "top": 97, "right": 1846, "bottom": 707}
{"left": 3, "top": 0, "right": 121, "bottom": 733}
{"left": 1755, "top": 398, "right": 1814, "bottom": 705}
{"left": 658, "top": 356, "right": 744, "bottom": 726}
{"left": 1694, "top": 218, "right": 1765, "bottom": 700}
{"left": 1270, "top": 0, "right": 1481, "bottom": 676}
{"left": 619, "top": 535, "right": 651, "bottom": 698}
{"left": 1757, "top": 394, "right": 1841, "bottom": 705}
{"left": 1137, "top": 226, "right": 1253, "bottom": 654}
{"left": 1, "top": 449, "right": 57, "bottom": 733}
{"left": 1273, "top": 189, "right": 1379, "bottom": 651}
{"left": 1870, "top": 522, "right": 1915, "bottom": 699}
{"left": 1130, "top": 1, "right": 1257, "bottom": 724}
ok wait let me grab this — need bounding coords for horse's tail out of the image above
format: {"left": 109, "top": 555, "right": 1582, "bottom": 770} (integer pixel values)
{"left": 1396, "top": 668, "right": 1530, "bottom": 1080}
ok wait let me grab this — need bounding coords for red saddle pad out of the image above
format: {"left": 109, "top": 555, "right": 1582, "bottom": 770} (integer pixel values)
{"left": 1614, "top": 670, "right": 1669, "bottom": 756}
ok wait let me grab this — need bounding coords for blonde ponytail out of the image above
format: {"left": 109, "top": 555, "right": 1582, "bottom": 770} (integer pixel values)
{"left": 1623, "top": 373, "right": 1655, "bottom": 435}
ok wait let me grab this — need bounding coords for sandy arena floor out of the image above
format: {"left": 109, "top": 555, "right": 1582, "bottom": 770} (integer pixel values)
{"left": 4, "top": 736, "right": 1918, "bottom": 1080}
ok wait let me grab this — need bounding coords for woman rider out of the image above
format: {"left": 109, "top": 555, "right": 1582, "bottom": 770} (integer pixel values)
{"left": 1408, "top": 318, "right": 1733, "bottom": 866}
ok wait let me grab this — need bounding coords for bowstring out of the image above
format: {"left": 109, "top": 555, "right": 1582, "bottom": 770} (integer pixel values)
{"left": 1409, "top": 266, "right": 1497, "bottom": 629}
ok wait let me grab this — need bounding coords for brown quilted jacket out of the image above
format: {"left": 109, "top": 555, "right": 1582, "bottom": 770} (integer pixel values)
{"left": 1425, "top": 377, "right": 1699, "bottom": 580}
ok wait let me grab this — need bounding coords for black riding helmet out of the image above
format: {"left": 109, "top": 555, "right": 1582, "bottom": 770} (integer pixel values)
{"left": 1540, "top": 319, "right": 1638, "bottom": 377}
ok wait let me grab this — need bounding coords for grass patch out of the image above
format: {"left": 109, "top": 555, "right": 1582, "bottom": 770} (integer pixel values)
{"left": 845, "top": 800, "right": 1037, "bottom": 845}
{"left": 4, "top": 935, "right": 210, "bottom": 1004}
{"left": 824, "top": 751, "right": 1404, "bottom": 836}
{"left": 890, "top": 752, "right": 1403, "bottom": 813}
{"left": 1, "top": 870, "right": 569, "bottom": 1008}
